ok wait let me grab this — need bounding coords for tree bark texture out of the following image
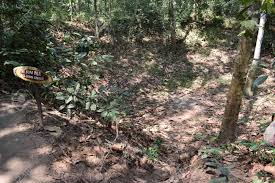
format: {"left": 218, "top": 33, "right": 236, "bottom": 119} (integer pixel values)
{"left": 0, "top": 7, "right": 3, "bottom": 47}
{"left": 170, "top": 0, "right": 176, "bottom": 47}
{"left": 218, "top": 37, "right": 253, "bottom": 143}
{"left": 94, "top": 0, "right": 99, "bottom": 39}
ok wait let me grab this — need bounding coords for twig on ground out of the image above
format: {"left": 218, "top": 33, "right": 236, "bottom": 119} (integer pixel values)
{"left": 99, "top": 120, "right": 119, "bottom": 172}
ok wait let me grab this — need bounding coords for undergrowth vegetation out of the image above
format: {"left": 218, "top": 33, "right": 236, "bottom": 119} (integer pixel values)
{"left": 0, "top": 0, "right": 274, "bottom": 182}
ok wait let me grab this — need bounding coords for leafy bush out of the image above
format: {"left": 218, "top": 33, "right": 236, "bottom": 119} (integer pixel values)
{"left": 0, "top": 18, "right": 55, "bottom": 78}
{"left": 239, "top": 140, "right": 275, "bottom": 164}
{"left": 134, "top": 6, "right": 164, "bottom": 35}
{"left": 110, "top": 13, "right": 134, "bottom": 40}
{"left": 45, "top": 39, "right": 120, "bottom": 125}
{"left": 109, "top": 2, "right": 164, "bottom": 42}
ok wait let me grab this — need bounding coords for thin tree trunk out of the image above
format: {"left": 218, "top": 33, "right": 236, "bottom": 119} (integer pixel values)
{"left": 9, "top": 0, "right": 18, "bottom": 31}
{"left": 170, "top": 0, "right": 176, "bottom": 47}
{"left": 0, "top": 0, "right": 3, "bottom": 48}
{"left": 0, "top": 0, "right": 3, "bottom": 65}
{"left": 244, "top": 13, "right": 267, "bottom": 97}
{"left": 109, "top": 0, "right": 112, "bottom": 14}
{"left": 44, "top": 0, "right": 47, "bottom": 11}
{"left": 87, "top": 0, "right": 91, "bottom": 14}
{"left": 104, "top": 0, "right": 107, "bottom": 12}
{"left": 194, "top": 1, "right": 198, "bottom": 21}
{"left": 70, "top": 0, "right": 73, "bottom": 21}
{"left": 109, "top": 0, "right": 115, "bottom": 45}
{"left": 76, "top": 0, "right": 81, "bottom": 13}
{"left": 79, "top": 0, "right": 82, "bottom": 12}
{"left": 0, "top": 18, "right": 2, "bottom": 47}
{"left": 218, "top": 37, "right": 253, "bottom": 143}
{"left": 94, "top": 0, "right": 99, "bottom": 39}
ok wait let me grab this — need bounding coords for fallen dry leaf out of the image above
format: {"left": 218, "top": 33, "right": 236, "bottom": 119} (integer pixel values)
{"left": 111, "top": 143, "right": 126, "bottom": 152}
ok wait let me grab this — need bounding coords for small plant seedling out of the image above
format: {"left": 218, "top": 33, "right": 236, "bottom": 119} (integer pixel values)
{"left": 145, "top": 138, "right": 163, "bottom": 161}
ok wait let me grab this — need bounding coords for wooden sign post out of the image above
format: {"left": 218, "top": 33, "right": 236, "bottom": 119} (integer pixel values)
{"left": 13, "top": 66, "right": 53, "bottom": 127}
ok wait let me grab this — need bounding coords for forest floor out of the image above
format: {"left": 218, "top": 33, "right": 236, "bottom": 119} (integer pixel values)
{"left": 0, "top": 23, "right": 274, "bottom": 183}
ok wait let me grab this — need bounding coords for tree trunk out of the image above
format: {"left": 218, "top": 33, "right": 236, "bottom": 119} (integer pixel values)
{"left": 109, "top": 0, "right": 112, "bottom": 14}
{"left": 70, "top": 0, "right": 73, "bottom": 21}
{"left": 8, "top": 0, "right": 18, "bottom": 31}
{"left": 94, "top": 0, "right": 99, "bottom": 39}
{"left": 0, "top": 0, "right": 3, "bottom": 65}
{"left": 76, "top": 0, "right": 81, "bottom": 13}
{"left": 0, "top": 0, "right": 3, "bottom": 47}
{"left": 170, "top": 0, "right": 176, "bottom": 47}
{"left": 104, "top": 0, "right": 107, "bottom": 12}
{"left": 218, "top": 37, "right": 253, "bottom": 143}
{"left": 43, "top": 0, "right": 47, "bottom": 11}
{"left": 244, "top": 13, "right": 267, "bottom": 97}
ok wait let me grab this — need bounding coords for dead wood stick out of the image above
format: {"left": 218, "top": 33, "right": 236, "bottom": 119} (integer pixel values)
{"left": 99, "top": 120, "right": 119, "bottom": 172}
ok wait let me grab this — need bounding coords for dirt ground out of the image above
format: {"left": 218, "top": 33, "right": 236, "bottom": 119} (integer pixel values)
{"left": 0, "top": 95, "right": 54, "bottom": 183}
{"left": 0, "top": 36, "right": 274, "bottom": 182}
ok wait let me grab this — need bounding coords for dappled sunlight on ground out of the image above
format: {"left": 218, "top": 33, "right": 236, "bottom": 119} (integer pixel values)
{"left": 0, "top": 123, "right": 32, "bottom": 139}
{"left": 0, "top": 99, "right": 55, "bottom": 183}
{"left": 1, "top": 22, "right": 274, "bottom": 181}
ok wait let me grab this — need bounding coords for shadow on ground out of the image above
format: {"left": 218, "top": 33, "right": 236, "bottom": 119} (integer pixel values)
{"left": 0, "top": 97, "right": 54, "bottom": 183}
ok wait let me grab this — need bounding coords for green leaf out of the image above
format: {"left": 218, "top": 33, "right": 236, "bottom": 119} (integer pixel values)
{"left": 73, "top": 96, "right": 78, "bottom": 102}
{"left": 253, "top": 75, "right": 268, "bottom": 88}
{"left": 101, "top": 55, "right": 114, "bottom": 62}
{"left": 59, "top": 105, "right": 66, "bottom": 110}
{"left": 17, "top": 49, "right": 28, "bottom": 53}
{"left": 90, "top": 90, "right": 97, "bottom": 98}
{"left": 91, "top": 61, "right": 97, "bottom": 65}
{"left": 238, "top": 30, "right": 247, "bottom": 37}
{"left": 259, "top": 63, "right": 269, "bottom": 68}
{"left": 67, "top": 104, "right": 75, "bottom": 109}
{"left": 261, "top": 0, "right": 274, "bottom": 13}
{"left": 64, "top": 58, "right": 72, "bottom": 63}
{"left": 75, "top": 52, "right": 87, "bottom": 60}
{"left": 90, "top": 104, "right": 97, "bottom": 111}
{"left": 56, "top": 93, "right": 66, "bottom": 100}
{"left": 250, "top": 143, "right": 260, "bottom": 151}
{"left": 109, "top": 100, "right": 118, "bottom": 107}
{"left": 72, "top": 32, "right": 81, "bottom": 37}
{"left": 63, "top": 48, "right": 73, "bottom": 53}
{"left": 109, "top": 111, "right": 117, "bottom": 121}
{"left": 4, "top": 60, "right": 22, "bottom": 66}
{"left": 240, "top": 0, "right": 252, "bottom": 6}
{"left": 240, "top": 19, "right": 257, "bottom": 31}
{"left": 64, "top": 34, "right": 71, "bottom": 42}
{"left": 67, "top": 108, "right": 72, "bottom": 117}
{"left": 65, "top": 96, "right": 73, "bottom": 104}
{"left": 97, "top": 108, "right": 104, "bottom": 112}
{"left": 85, "top": 101, "right": 91, "bottom": 110}
{"left": 93, "top": 75, "right": 100, "bottom": 80}
{"left": 252, "top": 178, "right": 265, "bottom": 183}
{"left": 75, "top": 83, "right": 80, "bottom": 93}
{"left": 101, "top": 111, "right": 108, "bottom": 118}
{"left": 67, "top": 87, "right": 74, "bottom": 93}
{"left": 80, "top": 63, "right": 88, "bottom": 68}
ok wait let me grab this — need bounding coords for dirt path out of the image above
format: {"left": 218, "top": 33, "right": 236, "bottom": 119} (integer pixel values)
{"left": 0, "top": 45, "right": 273, "bottom": 182}
{"left": 0, "top": 95, "right": 54, "bottom": 183}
